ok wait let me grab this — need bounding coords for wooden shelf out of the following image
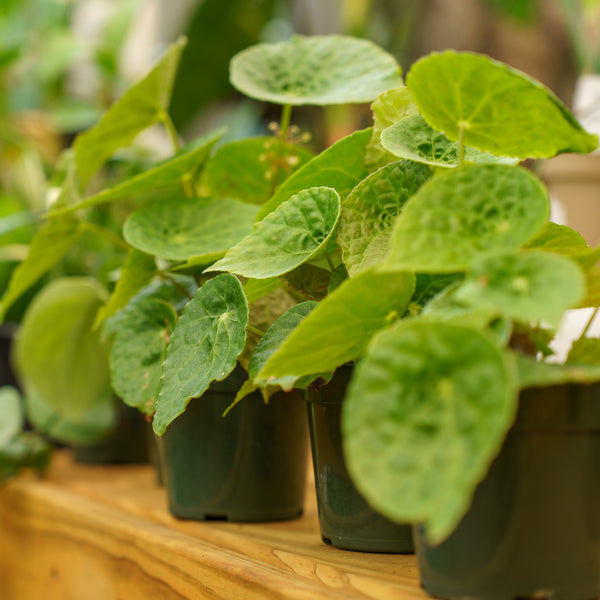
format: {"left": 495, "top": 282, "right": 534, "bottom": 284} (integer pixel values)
{"left": 0, "top": 451, "right": 427, "bottom": 600}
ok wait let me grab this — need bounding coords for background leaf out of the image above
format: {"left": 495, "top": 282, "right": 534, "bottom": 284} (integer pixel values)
{"left": 382, "top": 165, "right": 550, "bottom": 273}
{"left": 256, "top": 270, "right": 415, "bottom": 383}
{"left": 406, "top": 51, "right": 598, "bottom": 159}
{"left": 206, "top": 187, "right": 340, "bottom": 279}
{"left": 343, "top": 320, "right": 517, "bottom": 543}
{"left": 0, "top": 387, "right": 23, "bottom": 448}
{"left": 230, "top": 35, "right": 401, "bottom": 106}
{"left": 339, "top": 159, "right": 431, "bottom": 276}
{"left": 153, "top": 273, "right": 248, "bottom": 435}
{"left": 124, "top": 196, "right": 260, "bottom": 261}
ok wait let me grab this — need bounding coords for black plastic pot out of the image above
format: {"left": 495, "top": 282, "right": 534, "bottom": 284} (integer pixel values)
{"left": 416, "top": 384, "right": 600, "bottom": 600}
{"left": 305, "top": 366, "right": 414, "bottom": 553}
{"left": 162, "top": 365, "right": 309, "bottom": 522}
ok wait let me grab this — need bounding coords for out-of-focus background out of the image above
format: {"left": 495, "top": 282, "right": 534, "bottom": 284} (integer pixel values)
{"left": 0, "top": 0, "right": 599, "bottom": 316}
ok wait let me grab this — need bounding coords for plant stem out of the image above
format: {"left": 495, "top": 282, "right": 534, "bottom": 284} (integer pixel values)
{"left": 181, "top": 174, "right": 195, "bottom": 198}
{"left": 80, "top": 221, "right": 130, "bottom": 252}
{"left": 161, "top": 111, "right": 181, "bottom": 153}
{"left": 579, "top": 306, "right": 599, "bottom": 340}
{"left": 279, "top": 104, "right": 292, "bottom": 143}
{"left": 158, "top": 271, "right": 194, "bottom": 300}
{"left": 246, "top": 324, "right": 266, "bottom": 338}
{"left": 457, "top": 124, "right": 465, "bottom": 167}
{"left": 323, "top": 249, "right": 336, "bottom": 272}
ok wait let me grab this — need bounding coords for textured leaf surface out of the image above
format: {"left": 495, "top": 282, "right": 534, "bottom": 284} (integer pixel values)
{"left": 13, "top": 278, "right": 113, "bottom": 424}
{"left": 256, "top": 270, "right": 415, "bottom": 383}
{"left": 406, "top": 51, "right": 598, "bottom": 159}
{"left": 153, "top": 273, "right": 248, "bottom": 435}
{"left": 343, "top": 320, "right": 517, "bottom": 543}
{"left": 93, "top": 249, "right": 156, "bottom": 329}
{"left": 339, "top": 160, "right": 431, "bottom": 276}
{"left": 256, "top": 129, "right": 370, "bottom": 220}
{"left": 74, "top": 37, "right": 187, "bottom": 187}
{"left": 0, "top": 387, "right": 23, "bottom": 448}
{"left": 381, "top": 115, "right": 518, "bottom": 168}
{"left": 454, "top": 250, "right": 585, "bottom": 325}
{"left": 203, "top": 137, "right": 313, "bottom": 205}
{"left": 365, "top": 86, "right": 417, "bottom": 169}
{"left": 279, "top": 263, "right": 331, "bottom": 301}
{"left": 0, "top": 216, "right": 82, "bottom": 320}
{"left": 206, "top": 187, "right": 340, "bottom": 279}
{"left": 57, "top": 128, "right": 223, "bottom": 214}
{"left": 110, "top": 299, "right": 177, "bottom": 415}
{"left": 124, "top": 196, "right": 260, "bottom": 261}
{"left": 382, "top": 165, "right": 549, "bottom": 273}
{"left": 230, "top": 35, "right": 401, "bottom": 106}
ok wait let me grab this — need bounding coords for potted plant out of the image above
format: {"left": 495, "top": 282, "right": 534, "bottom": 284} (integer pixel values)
{"left": 249, "top": 49, "right": 600, "bottom": 597}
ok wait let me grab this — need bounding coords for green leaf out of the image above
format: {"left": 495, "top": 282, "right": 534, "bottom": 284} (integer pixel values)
{"left": 153, "top": 273, "right": 248, "bottom": 435}
{"left": 567, "top": 337, "right": 600, "bottom": 366}
{"left": 516, "top": 353, "right": 600, "bottom": 388}
{"left": 205, "top": 187, "right": 340, "bottom": 279}
{"left": 328, "top": 263, "right": 348, "bottom": 294}
{"left": 406, "top": 51, "right": 598, "bottom": 159}
{"left": 123, "top": 196, "right": 260, "bottom": 261}
{"left": 230, "top": 35, "right": 402, "bottom": 106}
{"left": 74, "top": 36, "right": 187, "bottom": 188}
{"left": 279, "top": 263, "right": 331, "bottom": 301}
{"left": 343, "top": 320, "right": 518, "bottom": 543}
{"left": 381, "top": 115, "right": 519, "bottom": 168}
{"left": 256, "top": 270, "right": 415, "bottom": 383}
{"left": 365, "top": 86, "right": 418, "bottom": 169}
{"left": 110, "top": 299, "right": 177, "bottom": 415}
{"left": 381, "top": 165, "right": 550, "bottom": 273}
{"left": 339, "top": 160, "right": 431, "bottom": 276}
{"left": 0, "top": 216, "right": 82, "bottom": 320}
{"left": 581, "top": 266, "right": 600, "bottom": 308}
{"left": 0, "top": 387, "right": 23, "bottom": 448}
{"left": 249, "top": 301, "right": 319, "bottom": 389}
{"left": 93, "top": 249, "right": 156, "bottom": 329}
{"left": 0, "top": 432, "right": 52, "bottom": 482}
{"left": 13, "top": 278, "right": 113, "bottom": 425}
{"left": 54, "top": 128, "right": 224, "bottom": 215}
{"left": 242, "top": 277, "right": 281, "bottom": 304}
{"left": 203, "top": 137, "right": 313, "bottom": 205}
{"left": 25, "top": 387, "right": 116, "bottom": 445}
{"left": 454, "top": 250, "right": 585, "bottom": 326}
{"left": 525, "top": 221, "right": 589, "bottom": 256}
{"left": 256, "top": 129, "right": 371, "bottom": 220}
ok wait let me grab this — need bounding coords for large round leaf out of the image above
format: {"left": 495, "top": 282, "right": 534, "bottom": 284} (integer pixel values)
{"left": 406, "top": 51, "right": 598, "bottom": 159}
{"left": 205, "top": 187, "right": 340, "bottom": 279}
{"left": 230, "top": 35, "right": 402, "bottom": 106}
{"left": 13, "top": 277, "right": 113, "bottom": 425}
{"left": 382, "top": 164, "right": 550, "bottom": 273}
{"left": 454, "top": 250, "right": 585, "bottom": 326}
{"left": 339, "top": 160, "right": 431, "bottom": 276}
{"left": 153, "top": 273, "right": 248, "bottom": 435}
{"left": 343, "top": 320, "right": 517, "bottom": 543}
{"left": 123, "top": 196, "right": 260, "bottom": 261}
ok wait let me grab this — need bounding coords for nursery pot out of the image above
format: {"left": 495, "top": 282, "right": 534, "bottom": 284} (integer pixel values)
{"left": 416, "top": 383, "right": 600, "bottom": 600}
{"left": 162, "top": 365, "right": 309, "bottom": 521}
{"left": 305, "top": 365, "right": 414, "bottom": 553}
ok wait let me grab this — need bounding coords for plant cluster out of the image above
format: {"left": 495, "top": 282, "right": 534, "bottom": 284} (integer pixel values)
{"left": 1, "top": 32, "right": 599, "bottom": 547}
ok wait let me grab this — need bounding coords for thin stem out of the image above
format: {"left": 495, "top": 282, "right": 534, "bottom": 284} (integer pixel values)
{"left": 80, "top": 221, "right": 130, "bottom": 252}
{"left": 161, "top": 111, "right": 181, "bottom": 153}
{"left": 158, "top": 271, "right": 194, "bottom": 300}
{"left": 181, "top": 174, "right": 195, "bottom": 198}
{"left": 579, "top": 307, "right": 599, "bottom": 340}
{"left": 323, "top": 249, "right": 336, "bottom": 272}
{"left": 457, "top": 124, "right": 465, "bottom": 167}
{"left": 246, "top": 324, "right": 266, "bottom": 338}
{"left": 279, "top": 104, "right": 293, "bottom": 144}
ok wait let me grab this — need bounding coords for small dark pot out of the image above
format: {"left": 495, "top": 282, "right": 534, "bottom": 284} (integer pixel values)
{"left": 305, "top": 366, "right": 414, "bottom": 553}
{"left": 73, "top": 403, "right": 151, "bottom": 465}
{"left": 416, "top": 384, "right": 600, "bottom": 600}
{"left": 162, "top": 365, "right": 309, "bottom": 522}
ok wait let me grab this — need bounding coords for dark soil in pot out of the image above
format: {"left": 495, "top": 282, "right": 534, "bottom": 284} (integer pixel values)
{"left": 162, "top": 364, "right": 309, "bottom": 522}
{"left": 416, "top": 384, "right": 600, "bottom": 600}
{"left": 305, "top": 365, "right": 414, "bottom": 553}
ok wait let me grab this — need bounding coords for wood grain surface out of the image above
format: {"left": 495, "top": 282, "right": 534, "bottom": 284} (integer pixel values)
{"left": 0, "top": 452, "right": 428, "bottom": 600}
